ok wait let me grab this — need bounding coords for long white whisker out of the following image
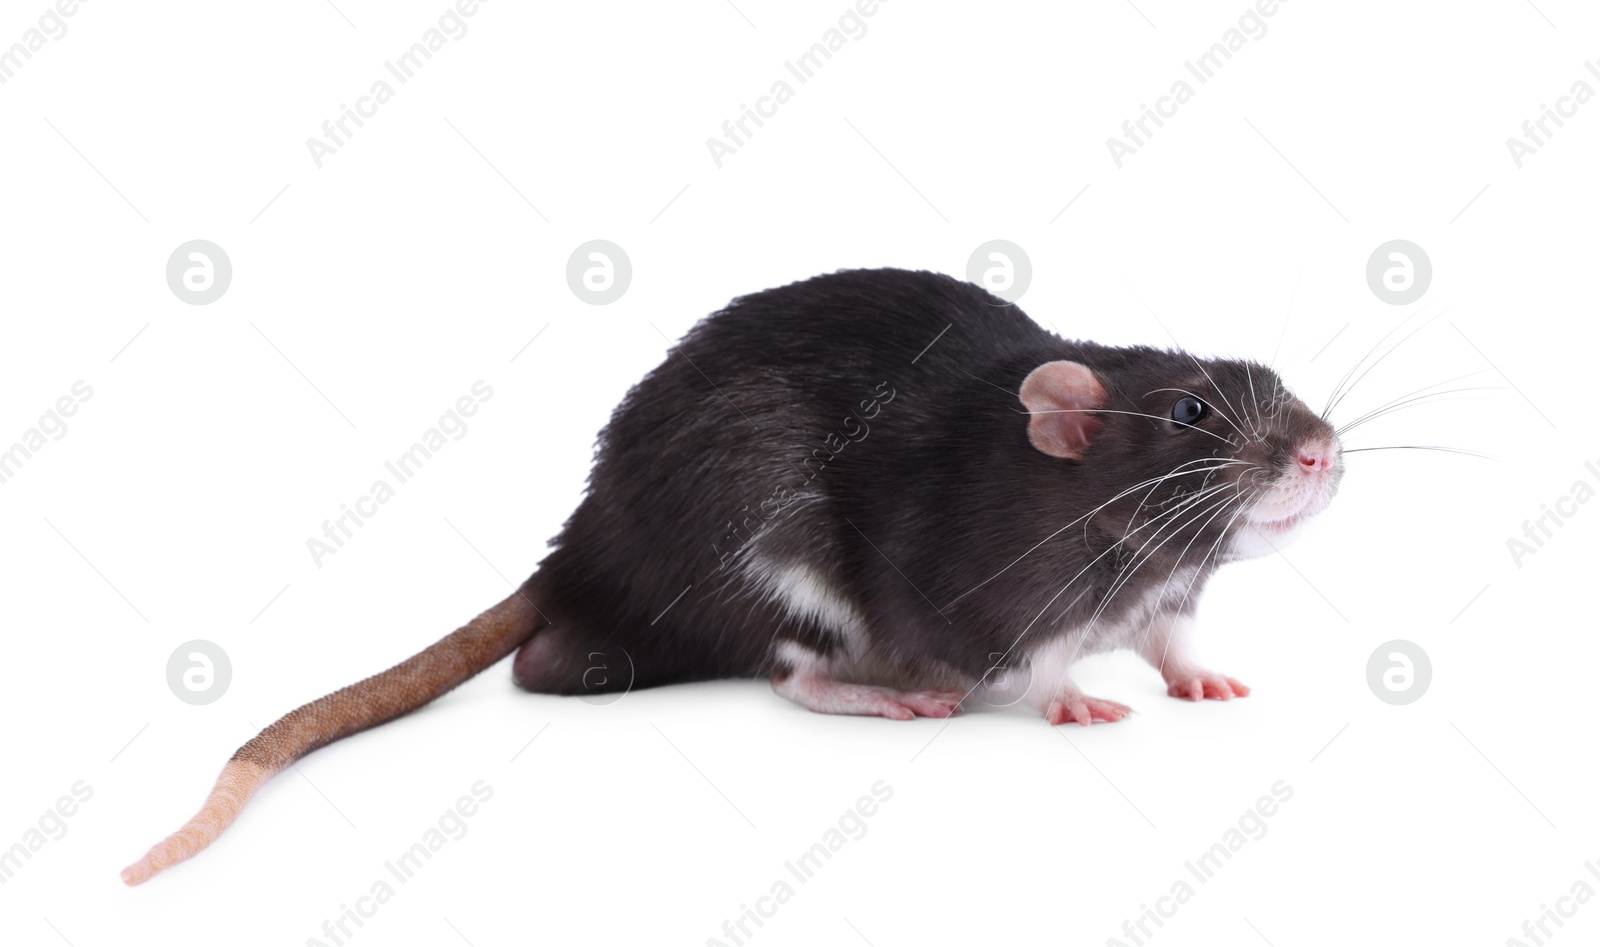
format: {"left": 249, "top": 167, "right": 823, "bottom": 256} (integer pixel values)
{"left": 1139, "top": 494, "right": 1258, "bottom": 671}
{"left": 1097, "top": 487, "right": 1245, "bottom": 625}
{"left": 1119, "top": 476, "right": 1239, "bottom": 547}
{"left": 1244, "top": 364, "right": 1263, "bottom": 440}
{"left": 1115, "top": 456, "right": 1252, "bottom": 532}
{"left": 1160, "top": 344, "right": 1251, "bottom": 444}
{"left": 1325, "top": 306, "right": 1452, "bottom": 421}
{"left": 1352, "top": 366, "right": 1494, "bottom": 407}
{"left": 1268, "top": 275, "right": 1299, "bottom": 371}
{"left": 1335, "top": 386, "right": 1502, "bottom": 436}
{"left": 1053, "top": 487, "right": 1249, "bottom": 684}
{"left": 1117, "top": 276, "right": 1243, "bottom": 430}
{"left": 944, "top": 460, "right": 1248, "bottom": 608}
{"left": 1039, "top": 489, "right": 1247, "bottom": 699}
{"left": 1341, "top": 445, "right": 1496, "bottom": 460}
{"left": 1020, "top": 407, "right": 1236, "bottom": 445}
{"left": 1143, "top": 387, "right": 1252, "bottom": 445}
{"left": 947, "top": 486, "right": 1238, "bottom": 710}
{"left": 1174, "top": 367, "right": 1250, "bottom": 443}
{"left": 1332, "top": 367, "right": 1498, "bottom": 433}
{"left": 980, "top": 482, "right": 1243, "bottom": 677}
{"left": 1095, "top": 457, "right": 1244, "bottom": 554}
{"left": 1322, "top": 304, "right": 1435, "bottom": 418}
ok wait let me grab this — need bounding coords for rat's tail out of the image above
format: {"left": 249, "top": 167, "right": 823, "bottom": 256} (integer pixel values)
{"left": 120, "top": 584, "right": 544, "bottom": 886}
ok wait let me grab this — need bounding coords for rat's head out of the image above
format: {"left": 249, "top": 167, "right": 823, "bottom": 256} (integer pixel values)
{"left": 1018, "top": 351, "right": 1342, "bottom": 560}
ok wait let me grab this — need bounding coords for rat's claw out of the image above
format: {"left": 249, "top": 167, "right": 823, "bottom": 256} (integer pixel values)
{"left": 1166, "top": 672, "right": 1249, "bottom": 702}
{"left": 1045, "top": 695, "right": 1132, "bottom": 726}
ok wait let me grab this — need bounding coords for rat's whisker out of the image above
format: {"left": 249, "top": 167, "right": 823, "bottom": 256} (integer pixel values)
{"left": 1022, "top": 407, "right": 1237, "bottom": 445}
{"left": 1267, "top": 275, "right": 1299, "bottom": 372}
{"left": 1321, "top": 304, "right": 1435, "bottom": 418}
{"left": 1136, "top": 492, "right": 1256, "bottom": 664}
{"left": 1142, "top": 388, "right": 1253, "bottom": 445}
{"left": 1117, "top": 484, "right": 1237, "bottom": 558}
{"left": 1324, "top": 306, "right": 1452, "bottom": 421}
{"left": 1074, "top": 490, "right": 1243, "bottom": 650}
{"left": 1115, "top": 455, "right": 1251, "bottom": 522}
{"left": 1111, "top": 485, "right": 1247, "bottom": 598}
{"left": 982, "top": 478, "right": 1247, "bottom": 675}
{"left": 1360, "top": 366, "right": 1494, "bottom": 403}
{"left": 1341, "top": 445, "right": 1496, "bottom": 460}
{"left": 945, "top": 459, "right": 1247, "bottom": 608}
{"left": 1176, "top": 352, "right": 1253, "bottom": 444}
{"left": 1335, "top": 386, "right": 1502, "bottom": 436}
{"left": 1136, "top": 489, "right": 1255, "bottom": 655}
{"left": 1064, "top": 487, "right": 1248, "bottom": 671}
{"left": 1119, "top": 477, "right": 1239, "bottom": 547}
{"left": 1048, "top": 489, "right": 1235, "bottom": 640}
{"left": 1098, "top": 457, "right": 1249, "bottom": 551}
{"left": 1244, "top": 363, "right": 1265, "bottom": 440}
{"left": 1329, "top": 367, "right": 1497, "bottom": 431}
{"left": 955, "top": 365, "right": 1029, "bottom": 399}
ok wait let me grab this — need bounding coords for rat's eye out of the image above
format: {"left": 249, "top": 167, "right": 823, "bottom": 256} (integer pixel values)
{"left": 1171, "top": 396, "right": 1207, "bottom": 427}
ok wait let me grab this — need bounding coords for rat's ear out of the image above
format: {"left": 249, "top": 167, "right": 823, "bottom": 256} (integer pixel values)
{"left": 1019, "top": 360, "right": 1107, "bottom": 460}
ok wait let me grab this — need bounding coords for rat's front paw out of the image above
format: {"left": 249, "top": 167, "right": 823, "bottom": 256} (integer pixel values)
{"left": 1165, "top": 671, "right": 1249, "bottom": 702}
{"left": 1044, "top": 694, "right": 1133, "bottom": 726}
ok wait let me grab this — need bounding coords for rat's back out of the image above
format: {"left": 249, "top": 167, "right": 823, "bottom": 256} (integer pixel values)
{"left": 514, "top": 268, "right": 1043, "bottom": 693}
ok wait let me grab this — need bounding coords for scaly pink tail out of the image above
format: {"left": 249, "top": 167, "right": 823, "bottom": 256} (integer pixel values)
{"left": 121, "top": 586, "right": 543, "bottom": 885}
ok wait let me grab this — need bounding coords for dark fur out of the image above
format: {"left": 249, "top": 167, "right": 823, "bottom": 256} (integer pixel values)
{"left": 513, "top": 268, "right": 1333, "bottom": 694}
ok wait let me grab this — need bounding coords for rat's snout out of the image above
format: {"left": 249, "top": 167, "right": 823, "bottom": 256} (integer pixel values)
{"left": 1294, "top": 436, "right": 1342, "bottom": 478}
{"left": 1287, "top": 433, "right": 1344, "bottom": 511}
{"left": 1237, "top": 426, "right": 1343, "bottom": 546}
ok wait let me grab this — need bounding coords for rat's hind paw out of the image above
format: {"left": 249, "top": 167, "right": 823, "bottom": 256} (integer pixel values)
{"left": 776, "top": 674, "right": 963, "bottom": 720}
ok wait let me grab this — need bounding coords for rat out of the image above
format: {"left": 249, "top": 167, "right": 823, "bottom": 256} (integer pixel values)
{"left": 122, "top": 267, "right": 1343, "bottom": 884}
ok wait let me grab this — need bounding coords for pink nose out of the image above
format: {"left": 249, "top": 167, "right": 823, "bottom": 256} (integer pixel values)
{"left": 1297, "top": 442, "right": 1337, "bottom": 473}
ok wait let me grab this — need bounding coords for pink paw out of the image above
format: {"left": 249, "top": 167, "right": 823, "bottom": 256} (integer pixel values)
{"left": 1166, "top": 672, "right": 1250, "bottom": 702}
{"left": 852, "top": 686, "right": 965, "bottom": 720}
{"left": 1045, "top": 695, "right": 1133, "bottom": 727}
{"left": 774, "top": 667, "right": 965, "bottom": 720}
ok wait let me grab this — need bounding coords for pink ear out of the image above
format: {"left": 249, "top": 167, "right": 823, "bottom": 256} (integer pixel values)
{"left": 1019, "top": 360, "right": 1107, "bottom": 460}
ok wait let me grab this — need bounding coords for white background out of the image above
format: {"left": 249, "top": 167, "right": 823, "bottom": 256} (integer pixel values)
{"left": 1, "top": 1, "right": 1596, "bottom": 945}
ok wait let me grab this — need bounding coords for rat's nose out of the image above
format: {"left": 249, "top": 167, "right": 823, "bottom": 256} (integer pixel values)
{"left": 1296, "top": 439, "right": 1338, "bottom": 474}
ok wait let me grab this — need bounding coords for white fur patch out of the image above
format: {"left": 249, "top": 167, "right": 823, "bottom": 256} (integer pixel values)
{"left": 1020, "top": 580, "right": 1190, "bottom": 709}
{"left": 774, "top": 639, "right": 826, "bottom": 674}
{"left": 1134, "top": 611, "right": 1199, "bottom": 677}
{"left": 1226, "top": 520, "right": 1305, "bottom": 560}
{"left": 1021, "top": 633, "right": 1084, "bottom": 710}
{"left": 748, "top": 559, "right": 869, "bottom": 658}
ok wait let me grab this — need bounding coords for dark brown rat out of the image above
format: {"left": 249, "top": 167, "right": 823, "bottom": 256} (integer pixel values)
{"left": 123, "top": 267, "right": 1343, "bottom": 884}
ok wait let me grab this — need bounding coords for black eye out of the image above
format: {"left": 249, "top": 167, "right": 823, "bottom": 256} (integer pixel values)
{"left": 1171, "top": 396, "right": 1207, "bottom": 427}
